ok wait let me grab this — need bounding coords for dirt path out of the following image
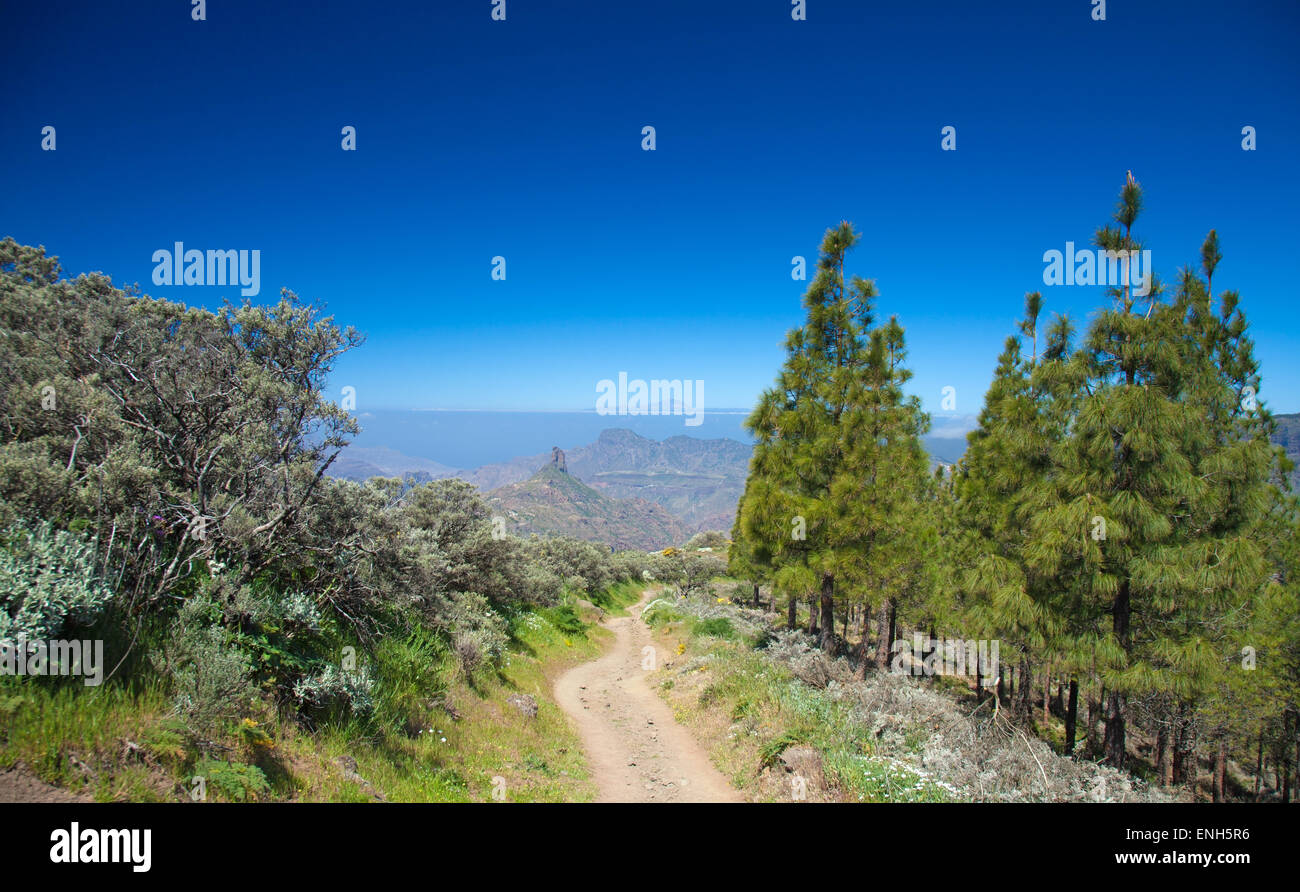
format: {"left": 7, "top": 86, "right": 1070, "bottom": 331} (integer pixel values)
{"left": 0, "top": 762, "right": 90, "bottom": 803}
{"left": 555, "top": 589, "right": 742, "bottom": 803}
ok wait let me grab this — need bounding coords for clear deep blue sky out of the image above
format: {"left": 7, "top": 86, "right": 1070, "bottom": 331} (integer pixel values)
{"left": 4, "top": 0, "right": 1299, "bottom": 419}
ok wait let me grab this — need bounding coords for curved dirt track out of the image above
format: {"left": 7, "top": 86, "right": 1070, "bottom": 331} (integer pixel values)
{"left": 554, "top": 590, "right": 743, "bottom": 803}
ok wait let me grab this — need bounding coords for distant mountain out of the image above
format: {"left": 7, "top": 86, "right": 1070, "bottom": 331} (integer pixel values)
{"left": 1272, "top": 413, "right": 1300, "bottom": 490}
{"left": 922, "top": 435, "right": 968, "bottom": 467}
{"left": 464, "top": 429, "right": 750, "bottom": 533}
{"left": 485, "top": 448, "right": 690, "bottom": 550}
{"left": 331, "top": 446, "right": 459, "bottom": 483}
{"left": 333, "top": 427, "right": 974, "bottom": 533}
{"left": 335, "top": 415, "right": 1293, "bottom": 539}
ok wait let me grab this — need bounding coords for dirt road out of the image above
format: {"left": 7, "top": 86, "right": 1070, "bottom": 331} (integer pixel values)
{"left": 554, "top": 590, "right": 742, "bottom": 803}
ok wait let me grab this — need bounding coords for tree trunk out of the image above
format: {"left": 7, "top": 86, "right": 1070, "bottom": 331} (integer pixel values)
{"left": 854, "top": 605, "right": 873, "bottom": 678}
{"left": 1173, "top": 711, "right": 1192, "bottom": 786}
{"left": 1105, "top": 579, "right": 1131, "bottom": 768}
{"left": 787, "top": 596, "right": 797, "bottom": 631}
{"left": 873, "top": 601, "right": 892, "bottom": 669}
{"left": 1156, "top": 727, "right": 1170, "bottom": 786}
{"left": 1213, "top": 740, "right": 1227, "bottom": 803}
{"left": 1042, "top": 666, "right": 1051, "bottom": 725}
{"left": 1091, "top": 685, "right": 1105, "bottom": 755}
{"left": 1064, "top": 679, "right": 1079, "bottom": 756}
{"left": 1255, "top": 732, "right": 1263, "bottom": 800}
{"left": 1104, "top": 688, "right": 1126, "bottom": 769}
{"left": 807, "top": 594, "right": 818, "bottom": 636}
{"left": 818, "top": 573, "right": 835, "bottom": 653}
{"left": 1018, "top": 658, "right": 1032, "bottom": 717}
{"left": 752, "top": 583, "right": 760, "bottom": 608}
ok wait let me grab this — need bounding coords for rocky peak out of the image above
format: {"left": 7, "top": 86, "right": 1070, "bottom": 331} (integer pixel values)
{"left": 550, "top": 446, "right": 567, "bottom": 473}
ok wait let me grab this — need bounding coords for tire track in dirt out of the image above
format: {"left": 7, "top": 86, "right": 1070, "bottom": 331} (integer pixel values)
{"left": 554, "top": 590, "right": 742, "bottom": 803}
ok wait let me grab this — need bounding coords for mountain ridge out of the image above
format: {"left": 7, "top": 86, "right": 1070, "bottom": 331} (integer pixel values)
{"left": 485, "top": 452, "right": 691, "bottom": 550}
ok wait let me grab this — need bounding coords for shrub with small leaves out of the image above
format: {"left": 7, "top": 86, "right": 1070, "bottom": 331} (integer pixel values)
{"left": 0, "top": 521, "right": 113, "bottom": 640}
{"left": 155, "top": 598, "right": 256, "bottom": 740}
{"left": 292, "top": 662, "right": 375, "bottom": 717}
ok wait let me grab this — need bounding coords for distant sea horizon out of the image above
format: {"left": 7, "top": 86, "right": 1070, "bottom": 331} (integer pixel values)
{"left": 344, "top": 408, "right": 978, "bottom": 470}
{"left": 346, "top": 409, "right": 757, "bottom": 469}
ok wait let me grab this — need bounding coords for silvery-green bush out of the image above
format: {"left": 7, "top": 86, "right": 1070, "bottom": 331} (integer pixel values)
{"left": 292, "top": 662, "right": 375, "bottom": 717}
{"left": 0, "top": 521, "right": 113, "bottom": 640}
{"left": 153, "top": 597, "right": 256, "bottom": 739}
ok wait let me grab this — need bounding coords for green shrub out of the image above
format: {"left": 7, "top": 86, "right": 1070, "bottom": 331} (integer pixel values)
{"left": 195, "top": 758, "right": 270, "bottom": 801}
{"left": 141, "top": 718, "right": 191, "bottom": 765}
{"left": 641, "top": 598, "right": 682, "bottom": 627}
{"left": 0, "top": 521, "right": 113, "bottom": 640}
{"left": 540, "top": 605, "right": 584, "bottom": 636}
{"left": 155, "top": 599, "right": 255, "bottom": 740}
{"left": 693, "top": 617, "right": 736, "bottom": 639}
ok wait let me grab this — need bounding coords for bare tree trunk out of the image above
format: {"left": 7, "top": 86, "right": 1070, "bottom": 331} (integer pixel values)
{"left": 1156, "top": 727, "right": 1170, "bottom": 786}
{"left": 1105, "top": 580, "right": 1131, "bottom": 768}
{"left": 787, "top": 596, "right": 797, "bottom": 631}
{"left": 1042, "top": 664, "right": 1051, "bottom": 726}
{"left": 1173, "top": 711, "right": 1191, "bottom": 786}
{"left": 1065, "top": 679, "right": 1079, "bottom": 756}
{"left": 1213, "top": 740, "right": 1227, "bottom": 803}
{"left": 1104, "top": 688, "right": 1126, "bottom": 770}
{"left": 1018, "top": 658, "right": 1033, "bottom": 717}
{"left": 1255, "top": 732, "right": 1264, "bottom": 801}
{"left": 873, "top": 601, "right": 891, "bottom": 669}
{"left": 854, "top": 604, "right": 872, "bottom": 678}
{"left": 818, "top": 573, "right": 835, "bottom": 654}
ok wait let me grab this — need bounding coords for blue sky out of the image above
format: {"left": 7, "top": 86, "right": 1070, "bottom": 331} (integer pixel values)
{"left": 4, "top": 0, "right": 1299, "bottom": 422}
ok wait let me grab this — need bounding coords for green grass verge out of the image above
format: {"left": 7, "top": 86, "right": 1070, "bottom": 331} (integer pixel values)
{"left": 0, "top": 583, "right": 652, "bottom": 802}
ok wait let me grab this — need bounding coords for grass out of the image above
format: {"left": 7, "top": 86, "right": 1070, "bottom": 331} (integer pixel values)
{"left": 647, "top": 606, "right": 961, "bottom": 803}
{"left": 0, "top": 582, "right": 648, "bottom": 802}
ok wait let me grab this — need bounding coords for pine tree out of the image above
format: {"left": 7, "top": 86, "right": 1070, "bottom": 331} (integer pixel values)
{"left": 739, "top": 223, "right": 929, "bottom": 656}
{"left": 957, "top": 294, "right": 1080, "bottom": 713}
{"left": 1030, "top": 175, "right": 1277, "bottom": 769}
{"left": 727, "top": 483, "right": 769, "bottom": 609}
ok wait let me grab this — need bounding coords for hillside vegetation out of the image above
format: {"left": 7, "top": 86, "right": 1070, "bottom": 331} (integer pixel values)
{"left": 0, "top": 237, "right": 705, "bottom": 801}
